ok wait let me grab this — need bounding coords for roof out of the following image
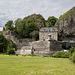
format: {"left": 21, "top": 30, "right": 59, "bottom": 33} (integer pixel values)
{"left": 40, "top": 27, "right": 58, "bottom": 32}
{"left": 21, "top": 46, "right": 32, "bottom": 50}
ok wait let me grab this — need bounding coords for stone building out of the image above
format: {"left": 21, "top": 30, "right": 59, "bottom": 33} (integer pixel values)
{"left": 3, "top": 27, "right": 62, "bottom": 56}
{"left": 3, "top": 27, "right": 75, "bottom": 56}
{"left": 20, "top": 46, "right": 33, "bottom": 55}
{"left": 39, "top": 27, "right": 58, "bottom": 41}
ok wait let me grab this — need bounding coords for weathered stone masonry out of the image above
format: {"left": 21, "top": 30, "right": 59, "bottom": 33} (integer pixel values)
{"left": 3, "top": 27, "right": 75, "bottom": 56}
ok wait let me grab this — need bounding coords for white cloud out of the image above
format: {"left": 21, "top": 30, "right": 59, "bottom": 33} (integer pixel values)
{"left": 0, "top": 27, "right": 3, "bottom": 31}
{"left": 0, "top": 0, "right": 75, "bottom": 26}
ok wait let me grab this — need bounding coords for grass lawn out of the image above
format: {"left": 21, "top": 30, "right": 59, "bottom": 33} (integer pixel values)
{"left": 0, "top": 55, "right": 75, "bottom": 75}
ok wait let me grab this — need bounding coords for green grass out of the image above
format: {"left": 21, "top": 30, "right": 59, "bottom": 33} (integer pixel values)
{"left": 0, "top": 55, "right": 75, "bottom": 75}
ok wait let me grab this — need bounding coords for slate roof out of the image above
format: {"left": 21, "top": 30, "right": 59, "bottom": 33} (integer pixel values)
{"left": 40, "top": 27, "right": 58, "bottom": 32}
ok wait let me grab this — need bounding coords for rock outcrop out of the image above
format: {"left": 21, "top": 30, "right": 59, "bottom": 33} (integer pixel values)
{"left": 55, "top": 7, "right": 75, "bottom": 42}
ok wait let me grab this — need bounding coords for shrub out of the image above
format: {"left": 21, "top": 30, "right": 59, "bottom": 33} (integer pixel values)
{"left": 6, "top": 40, "right": 17, "bottom": 55}
{"left": 7, "top": 48, "right": 15, "bottom": 55}
{"left": 71, "top": 52, "right": 75, "bottom": 63}
{"left": 52, "top": 51, "right": 62, "bottom": 58}
{"left": 69, "top": 47, "right": 75, "bottom": 56}
{"left": 7, "top": 44, "right": 15, "bottom": 55}
{"left": 52, "top": 51, "right": 69, "bottom": 58}
{"left": 31, "top": 50, "right": 34, "bottom": 56}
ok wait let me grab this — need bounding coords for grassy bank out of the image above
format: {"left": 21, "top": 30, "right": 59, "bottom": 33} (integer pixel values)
{"left": 0, "top": 55, "right": 75, "bottom": 75}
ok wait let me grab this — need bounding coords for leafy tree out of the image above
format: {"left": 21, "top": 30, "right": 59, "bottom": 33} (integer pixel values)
{"left": 0, "top": 31, "right": 8, "bottom": 53}
{"left": 0, "top": 31, "right": 17, "bottom": 54}
{"left": 23, "top": 14, "right": 46, "bottom": 28}
{"left": 5, "top": 20, "right": 13, "bottom": 30}
{"left": 47, "top": 16, "right": 58, "bottom": 27}
{"left": 25, "top": 19, "right": 39, "bottom": 37}
{"left": 6, "top": 40, "right": 17, "bottom": 55}
{"left": 16, "top": 19, "right": 39, "bottom": 38}
{"left": 30, "top": 31, "right": 39, "bottom": 40}
{"left": 14, "top": 18, "right": 22, "bottom": 32}
{"left": 45, "top": 20, "right": 49, "bottom": 27}
{"left": 14, "top": 18, "right": 22, "bottom": 26}
{"left": 71, "top": 52, "right": 75, "bottom": 63}
{"left": 16, "top": 21, "right": 25, "bottom": 37}
{"left": 69, "top": 47, "right": 75, "bottom": 56}
{"left": 7, "top": 45, "right": 15, "bottom": 55}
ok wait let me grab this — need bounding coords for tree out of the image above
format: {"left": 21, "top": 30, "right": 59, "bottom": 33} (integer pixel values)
{"left": 72, "top": 52, "right": 75, "bottom": 63}
{"left": 0, "top": 31, "right": 17, "bottom": 54}
{"left": 16, "top": 19, "right": 39, "bottom": 38}
{"left": 30, "top": 31, "right": 39, "bottom": 40}
{"left": 25, "top": 19, "right": 39, "bottom": 37}
{"left": 69, "top": 47, "right": 75, "bottom": 56}
{"left": 0, "top": 31, "right": 8, "bottom": 53}
{"left": 47, "top": 16, "right": 58, "bottom": 27}
{"left": 14, "top": 18, "right": 22, "bottom": 26}
{"left": 6, "top": 40, "right": 16, "bottom": 55}
{"left": 14, "top": 18, "right": 22, "bottom": 33}
{"left": 5, "top": 20, "right": 13, "bottom": 30}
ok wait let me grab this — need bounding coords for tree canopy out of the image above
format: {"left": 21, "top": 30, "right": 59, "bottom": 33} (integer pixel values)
{"left": 4, "top": 14, "right": 58, "bottom": 39}
{"left": 0, "top": 31, "right": 17, "bottom": 54}
{"left": 16, "top": 19, "right": 39, "bottom": 38}
{"left": 47, "top": 16, "right": 58, "bottom": 27}
{"left": 5, "top": 20, "right": 13, "bottom": 30}
{"left": 0, "top": 31, "right": 7, "bottom": 53}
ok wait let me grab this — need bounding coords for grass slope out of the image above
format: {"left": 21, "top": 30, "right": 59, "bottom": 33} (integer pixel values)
{"left": 0, "top": 55, "right": 75, "bottom": 75}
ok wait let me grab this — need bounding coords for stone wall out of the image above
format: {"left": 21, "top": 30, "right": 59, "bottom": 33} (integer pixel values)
{"left": 31, "top": 40, "right": 51, "bottom": 56}
{"left": 3, "top": 30, "right": 34, "bottom": 50}
{"left": 3, "top": 30, "right": 63, "bottom": 56}
{"left": 3, "top": 30, "right": 75, "bottom": 56}
{"left": 39, "top": 31, "right": 58, "bottom": 41}
{"left": 61, "top": 41, "right": 75, "bottom": 49}
{"left": 50, "top": 40, "right": 62, "bottom": 51}
{"left": 31, "top": 39, "right": 62, "bottom": 56}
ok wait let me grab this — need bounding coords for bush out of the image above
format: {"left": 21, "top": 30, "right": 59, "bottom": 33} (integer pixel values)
{"left": 6, "top": 40, "right": 17, "bottom": 55}
{"left": 71, "top": 52, "right": 75, "bottom": 63}
{"left": 52, "top": 51, "right": 69, "bottom": 58}
{"left": 7, "top": 48, "right": 15, "bottom": 55}
{"left": 69, "top": 47, "right": 75, "bottom": 56}
{"left": 7, "top": 43, "right": 15, "bottom": 55}
{"left": 31, "top": 50, "right": 35, "bottom": 56}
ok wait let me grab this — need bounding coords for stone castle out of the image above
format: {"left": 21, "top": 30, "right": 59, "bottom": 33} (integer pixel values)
{"left": 3, "top": 27, "right": 75, "bottom": 56}
{"left": 3, "top": 27, "right": 62, "bottom": 56}
{"left": 2, "top": 7, "right": 75, "bottom": 56}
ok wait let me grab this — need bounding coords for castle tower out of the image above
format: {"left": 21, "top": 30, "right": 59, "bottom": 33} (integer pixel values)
{"left": 39, "top": 27, "right": 58, "bottom": 41}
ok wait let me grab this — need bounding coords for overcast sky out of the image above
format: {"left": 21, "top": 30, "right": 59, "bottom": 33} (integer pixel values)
{"left": 0, "top": 0, "right": 75, "bottom": 31}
